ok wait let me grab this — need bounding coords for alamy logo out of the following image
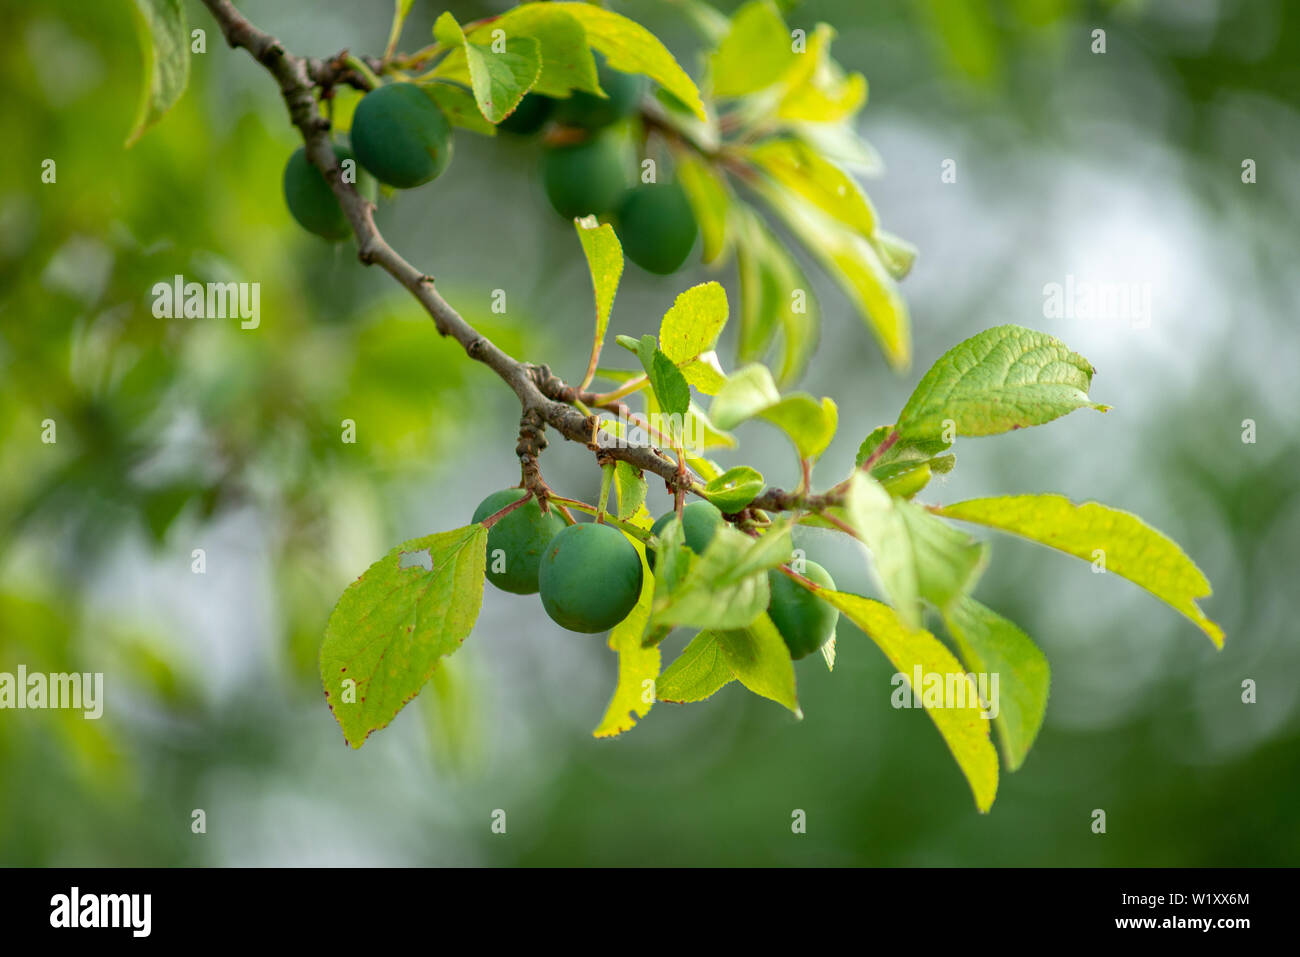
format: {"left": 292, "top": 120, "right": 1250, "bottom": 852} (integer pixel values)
{"left": 594, "top": 406, "right": 710, "bottom": 455}
{"left": 0, "top": 666, "right": 103, "bottom": 719}
{"left": 152, "top": 273, "right": 260, "bottom": 329}
{"left": 50, "top": 887, "right": 151, "bottom": 937}
{"left": 1042, "top": 274, "right": 1151, "bottom": 329}
{"left": 891, "top": 666, "right": 1000, "bottom": 719}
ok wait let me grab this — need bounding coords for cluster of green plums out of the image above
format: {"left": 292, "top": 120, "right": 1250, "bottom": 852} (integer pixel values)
{"left": 513, "top": 55, "right": 699, "bottom": 275}
{"left": 283, "top": 60, "right": 700, "bottom": 276}
{"left": 472, "top": 490, "right": 839, "bottom": 659}
{"left": 283, "top": 82, "right": 454, "bottom": 238}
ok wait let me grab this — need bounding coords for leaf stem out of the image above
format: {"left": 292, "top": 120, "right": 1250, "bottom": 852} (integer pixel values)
{"left": 597, "top": 462, "right": 615, "bottom": 522}
{"left": 589, "top": 374, "right": 649, "bottom": 405}
{"left": 549, "top": 497, "right": 652, "bottom": 542}
{"left": 479, "top": 490, "right": 534, "bottom": 529}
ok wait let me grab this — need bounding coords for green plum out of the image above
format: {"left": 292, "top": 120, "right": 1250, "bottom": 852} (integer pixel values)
{"left": 647, "top": 501, "right": 724, "bottom": 572}
{"left": 541, "top": 132, "right": 631, "bottom": 219}
{"left": 471, "top": 489, "right": 567, "bottom": 595}
{"left": 538, "top": 522, "right": 644, "bottom": 633}
{"left": 498, "top": 93, "right": 554, "bottom": 135}
{"left": 616, "top": 181, "right": 699, "bottom": 274}
{"left": 282, "top": 144, "right": 361, "bottom": 240}
{"left": 767, "top": 560, "right": 839, "bottom": 660}
{"left": 553, "top": 53, "right": 647, "bottom": 130}
{"left": 350, "top": 83, "right": 453, "bottom": 188}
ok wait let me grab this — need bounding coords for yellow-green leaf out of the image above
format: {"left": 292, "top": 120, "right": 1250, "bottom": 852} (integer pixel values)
{"left": 656, "top": 630, "right": 735, "bottom": 702}
{"left": 822, "top": 590, "right": 999, "bottom": 811}
{"left": 126, "top": 0, "right": 190, "bottom": 146}
{"left": 841, "top": 473, "right": 987, "bottom": 628}
{"left": 898, "top": 325, "right": 1109, "bottom": 441}
{"left": 614, "top": 461, "right": 648, "bottom": 520}
{"left": 576, "top": 216, "right": 624, "bottom": 380}
{"left": 941, "top": 597, "right": 1050, "bottom": 771}
{"left": 436, "top": 5, "right": 600, "bottom": 99}
{"left": 937, "top": 495, "right": 1224, "bottom": 647}
{"left": 594, "top": 547, "right": 660, "bottom": 737}
{"left": 659, "top": 281, "right": 729, "bottom": 366}
{"left": 320, "top": 525, "right": 488, "bottom": 749}
{"left": 548, "top": 2, "right": 707, "bottom": 119}
{"left": 701, "top": 466, "right": 764, "bottom": 513}
{"left": 748, "top": 138, "right": 877, "bottom": 238}
{"left": 709, "top": 364, "right": 837, "bottom": 460}
{"left": 717, "top": 614, "right": 801, "bottom": 716}
{"left": 675, "top": 153, "right": 731, "bottom": 263}
{"left": 759, "top": 183, "right": 910, "bottom": 370}
{"left": 775, "top": 24, "right": 866, "bottom": 123}
{"left": 710, "top": 0, "right": 797, "bottom": 98}
{"left": 733, "top": 206, "right": 819, "bottom": 386}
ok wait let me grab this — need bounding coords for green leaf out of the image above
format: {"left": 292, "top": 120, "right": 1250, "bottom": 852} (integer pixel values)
{"left": 701, "top": 466, "right": 764, "bottom": 513}
{"left": 614, "top": 461, "right": 648, "bottom": 519}
{"left": 748, "top": 138, "right": 877, "bottom": 238}
{"left": 897, "top": 325, "right": 1110, "bottom": 441}
{"left": 656, "top": 630, "right": 735, "bottom": 703}
{"left": 763, "top": 395, "right": 838, "bottom": 460}
{"left": 635, "top": 335, "right": 691, "bottom": 420}
{"left": 675, "top": 153, "right": 731, "bottom": 264}
{"left": 433, "top": 10, "right": 464, "bottom": 46}
{"left": 937, "top": 495, "right": 1224, "bottom": 647}
{"left": 717, "top": 614, "right": 801, "bottom": 716}
{"left": 548, "top": 2, "right": 708, "bottom": 119}
{"left": 594, "top": 547, "right": 660, "bottom": 737}
{"left": 710, "top": 0, "right": 797, "bottom": 98}
{"left": 650, "top": 523, "right": 790, "bottom": 633}
{"left": 435, "top": 12, "right": 542, "bottom": 123}
{"left": 688, "top": 401, "right": 738, "bottom": 449}
{"left": 710, "top": 364, "right": 781, "bottom": 430}
{"left": 320, "top": 525, "right": 488, "bottom": 748}
{"left": 759, "top": 183, "right": 910, "bottom": 370}
{"left": 854, "top": 426, "right": 953, "bottom": 498}
{"left": 656, "top": 616, "right": 800, "bottom": 716}
{"left": 126, "top": 0, "right": 190, "bottom": 147}
{"left": 467, "top": 37, "right": 541, "bottom": 123}
{"left": 821, "top": 591, "right": 999, "bottom": 811}
{"left": 841, "top": 473, "right": 987, "bottom": 628}
{"left": 709, "top": 364, "right": 837, "bottom": 459}
{"left": 659, "top": 282, "right": 729, "bottom": 368}
{"left": 941, "top": 597, "right": 1050, "bottom": 771}
{"left": 438, "top": 5, "right": 600, "bottom": 99}
{"left": 421, "top": 82, "right": 498, "bottom": 135}
{"left": 678, "top": 352, "right": 729, "bottom": 396}
{"left": 870, "top": 229, "right": 918, "bottom": 279}
{"left": 775, "top": 24, "right": 866, "bottom": 123}
{"left": 734, "top": 207, "right": 819, "bottom": 386}
{"left": 575, "top": 217, "right": 624, "bottom": 370}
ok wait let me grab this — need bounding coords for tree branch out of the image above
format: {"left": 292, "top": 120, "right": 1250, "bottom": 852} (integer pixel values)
{"left": 199, "top": 0, "right": 695, "bottom": 495}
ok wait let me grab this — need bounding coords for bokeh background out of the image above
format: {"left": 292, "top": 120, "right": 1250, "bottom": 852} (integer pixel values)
{"left": 2, "top": 0, "right": 1297, "bottom": 866}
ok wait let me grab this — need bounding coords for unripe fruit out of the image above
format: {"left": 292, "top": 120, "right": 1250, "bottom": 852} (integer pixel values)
{"left": 616, "top": 182, "right": 699, "bottom": 275}
{"left": 471, "top": 489, "right": 567, "bottom": 595}
{"left": 648, "top": 501, "right": 724, "bottom": 572}
{"left": 350, "top": 83, "right": 453, "bottom": 189}
{"left": 554, "top": 54, "right": 646, "bottom": 130}
{"left": 768, "top": 561, "right": 839, "bottom": 660}
{"left": 538, "top": 522, "right": 644, "bottom": 633}
{"left": 498, "top": 93, "right": 553, "bottom": 135}
{"left": 283, "top": 145, "right": 357, "bottom": 240}
{"left": 541, "top": 132, "right": 631, "bottom": 219}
